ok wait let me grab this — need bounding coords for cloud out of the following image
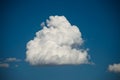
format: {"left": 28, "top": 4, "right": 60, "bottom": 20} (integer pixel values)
{"left": 0, "top": 57, "right": 22, "bottom": 68}
{"left": 15, "top": 64, "right": 19, "bottom": 67}
{"left": 26, "top": 15, "right": 90, "bottom": 65}
{"left": 4, "top": 58, "right": 21, "bottom": 62}
{"left": 108, "top": 63, "right": 120, "bottom": 73}
{"left": 0, "top": 63, "right": 9, "bottom": 68}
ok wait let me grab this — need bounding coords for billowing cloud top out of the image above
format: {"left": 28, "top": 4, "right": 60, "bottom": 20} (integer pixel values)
{"left": 108, "top": 63, "right": 120, "bottom": 73}
{"left": 26, "top": 15, "right": 90, "bottom": 65}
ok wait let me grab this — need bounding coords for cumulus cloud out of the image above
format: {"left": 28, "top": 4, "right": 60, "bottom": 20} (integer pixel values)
{"left": 26, "top": 15, "right": 90, "bottom": 65}
{"left": 0, "top": 63, "right": 9, "bottom": 68}
{"left": 4, "top": 57, "right": 21, "bottom": 62}
{"left": 108, "top": 63, "right": 120, "bottom": 73}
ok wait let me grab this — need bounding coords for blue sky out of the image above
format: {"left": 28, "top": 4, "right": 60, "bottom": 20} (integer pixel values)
{"left": 0, "top": 0, "right": 120, "bottom": 80}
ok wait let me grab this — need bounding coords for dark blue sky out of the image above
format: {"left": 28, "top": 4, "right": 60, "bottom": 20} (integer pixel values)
{"left": 0, "top": 0, "right": 120, "bottom": 80}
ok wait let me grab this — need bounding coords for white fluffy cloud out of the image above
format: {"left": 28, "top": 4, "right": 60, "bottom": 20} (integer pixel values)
{"left": 0, "top": 63, "right": 9, "bottom": 68}
{"left": 26, "top": 15, "right": 90, "bottom": 65}
{"left": 108, "top": 63, "right": 120, "bottom": 73}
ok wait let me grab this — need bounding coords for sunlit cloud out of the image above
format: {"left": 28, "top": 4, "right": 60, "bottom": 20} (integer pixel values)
{"left": 26, "top": 15, "right": 90, "bottom": 65}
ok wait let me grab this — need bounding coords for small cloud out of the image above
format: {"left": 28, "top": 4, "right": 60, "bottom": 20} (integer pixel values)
{"left": 0, "top": 57, "right": 22, "bottom": 68}
{"left": 4, "top": 57, "right": 21, "bottom": 62}
{"left": 15, "top": 64, "right": 19, "bottom": 67}
{"left": 40, "top": 22, "right": 45, "bottom": 27}
{"left": 108, "top": 63, "right": 120, "bottom": 73}
{"left": 0, "top": 63, "right": 9, "bottom": 68}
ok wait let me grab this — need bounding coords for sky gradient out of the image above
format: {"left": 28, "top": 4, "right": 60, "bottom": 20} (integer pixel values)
{"left": 0, "top": 0, "right": 120, "bottom": 80}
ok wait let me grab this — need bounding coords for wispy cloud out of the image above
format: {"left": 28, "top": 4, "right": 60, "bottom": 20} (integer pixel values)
{"left": 26, "top": 15, "right": 90, "bottom": 65}
{"left": 108, "top": 63, "right": 120, "bottom": 73}
{"left": 0, "top": 57, "right": 22, "bottom": 68}
{"left": 15, "top": 64, "right": 19, "bottom": 67}
{"left": 0, "top": 63, "right": 9, "bottom": 68}
{"left": 4, "top": 58, "right": 21, "bottom": 62}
